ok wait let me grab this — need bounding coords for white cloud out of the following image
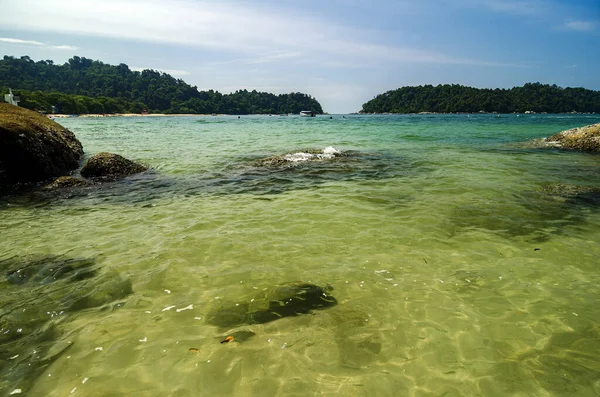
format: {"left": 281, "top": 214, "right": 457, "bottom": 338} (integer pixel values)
{"left": 562, "top": 20, "right": 597, "bottom": 32}
{"left": 0, "top": 0, "right": 507, "bottom": 66}
{"left": 0, "top": 37, "right": 44, "bottom": 45}
{"left": 51, "top": 45, "right": 79, "bottom": 50}
{"left": 0, "top": 37, "right": 78, "bottom": 50}
{"left": 131, "top": 67, "right": 190, "bottom": 76}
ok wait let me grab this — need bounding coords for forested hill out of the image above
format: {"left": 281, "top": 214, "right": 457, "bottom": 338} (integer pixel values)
{"left": 0, "top": 55, "right": 323, "bottom": 115}
{"left": 361, "top": 83, "right": 600, "bottom": 114}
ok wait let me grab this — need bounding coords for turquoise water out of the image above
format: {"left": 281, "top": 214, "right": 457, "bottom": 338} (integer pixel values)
{"left": 1, "top": 114, "right": 600, "bottom": 396}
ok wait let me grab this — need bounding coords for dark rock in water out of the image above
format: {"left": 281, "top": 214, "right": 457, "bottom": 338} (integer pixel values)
{"left": 43, "top": 175, "right": 94, "bottom": 190}
{"left": 449, "top": 180, "right": 600, "bottom": 241}
{"left": 196, "top": 148, "right": 411, "bottom": 196}
{"left": 0, "top": 103, "right": 83, "bottom": 187}
{"left": 0, "top": 255, "right": 133, "bottom": 394}
{"left": 67, "top": 270, "right": 133, "bottom": 311}
{"left": 80, "top": 152, "right": 147, "bottom": 180}
{"left": 543, "top": 123, "right": 600, "bottom": 151}
{"left": 538, "top": 183, "right": 600, "bottom": 206}
{"left": 3, "top": 255, "right": 97, "bottom": 285}
{"left": 207, "top": 282, "right": 337, "bottom": 328}
{"left": 256, "top": 148, "right": 343, "bottom": 167}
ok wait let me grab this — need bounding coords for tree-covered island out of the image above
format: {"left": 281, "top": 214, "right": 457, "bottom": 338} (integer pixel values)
{"left": 0, "top": 56, "right": 323, "bottom": 115}
{"left": 361, "top": 83, "right": 600, "bottom": 114}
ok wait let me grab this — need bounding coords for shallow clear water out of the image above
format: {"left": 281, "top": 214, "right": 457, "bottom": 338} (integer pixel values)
{"left": 1, "top": 114, "right": 600, "bottom": 396}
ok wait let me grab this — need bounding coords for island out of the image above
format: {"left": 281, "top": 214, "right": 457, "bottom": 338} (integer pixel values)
{"left": 0, "top": 55, "right": 324, "bottom": 115}
{"left": 360, "top": 83, "right": 600, "bottom": 114}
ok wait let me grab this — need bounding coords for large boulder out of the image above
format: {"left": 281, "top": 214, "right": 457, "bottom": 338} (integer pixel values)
{"left": 80, "top": 152, "right": 147, "bottom": 179}
{"left": 0, "top": 103, "right": 83, "bottom": 186}
{"left": 544, "top": 123, "right": 600, "bottom": 151}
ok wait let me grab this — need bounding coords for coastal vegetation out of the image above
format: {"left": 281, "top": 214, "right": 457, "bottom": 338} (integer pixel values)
{"left": 361, "top": 83, "right": 600, "bottom": 114}
{"left": 0, "top": 55, "right": 323, "bottom": 115}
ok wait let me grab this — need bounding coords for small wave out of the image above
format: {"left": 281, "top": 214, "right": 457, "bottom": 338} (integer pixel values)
{"left": 283, "top": 147, "right": 341, "bottom": 162}
{"left": 284, "top": 152, "right": 315, "bottom": 162}
{"left": 323, "top": 146, "right": 340, "bottom": 155}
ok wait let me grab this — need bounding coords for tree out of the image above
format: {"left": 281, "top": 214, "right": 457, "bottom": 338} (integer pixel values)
{"left": 0, "top": 56, "right": 325, "bottom": 114}
{"left": 360, "top": 83, "right": 600, "bottom": 114}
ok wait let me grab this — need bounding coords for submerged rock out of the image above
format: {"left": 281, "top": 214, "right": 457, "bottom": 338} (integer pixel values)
{"left": 257, "top": 147, "right": 343, "bottom": 166}
{"left": 0, "top": 103, "right": 83, "bottom": 187}
{"left": 544, "top": 123, "right": 600, "bottom": 151}
{"left": 43, "top": 175, "right": 93, "bottom": 190}
{"left": 0, "top": 254, "right": 133, "bottom": 394}
{"left": 206, "top": 282, "right": 338, "bottom": 328}
{"left": 538, "top": 183, "right": 600, "bottom": 205}
{"left": 80, "top": 152, "right": 147, "bottom": 180}
{"left": 4, "top": 255, "right": 97, "bottom": 286}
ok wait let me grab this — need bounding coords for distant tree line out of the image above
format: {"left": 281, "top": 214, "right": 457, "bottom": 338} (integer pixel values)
{"left": 361, "top": 83, "right": 600, "bottom": 114}
{"left": 0, "top": 55, "right": 323, "bottom": 115}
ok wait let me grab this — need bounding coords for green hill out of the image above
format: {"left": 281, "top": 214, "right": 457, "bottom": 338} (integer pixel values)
{"left": 361, "top": 83, "right": 600, "bottom": 114}
{"left": 0, "top": 55, "right": 323, "bottom": 115}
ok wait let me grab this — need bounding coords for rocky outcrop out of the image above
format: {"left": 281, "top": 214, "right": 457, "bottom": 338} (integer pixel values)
{"left": 257, "top": 147, "right": 343, "bottom": 166}
{"left": 43, "top": 175, "right": 93, "bottom": 189}
{"left": 0, "top": 103, "right": 83, "bottom": 186}
{"left": 80, "top": 152, "right": 147, "bottom": 180}
{"left": 544, "top": 123, "right": 600, "bottom": 151}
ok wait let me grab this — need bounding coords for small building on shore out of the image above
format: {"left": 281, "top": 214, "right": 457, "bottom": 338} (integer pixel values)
{"left": 3, "top": 88, "right": 20, "bottom": 106}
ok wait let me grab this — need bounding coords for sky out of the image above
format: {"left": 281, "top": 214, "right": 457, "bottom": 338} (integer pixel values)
{"left": 0, "top": 0, "right": 599, "bottom": 113}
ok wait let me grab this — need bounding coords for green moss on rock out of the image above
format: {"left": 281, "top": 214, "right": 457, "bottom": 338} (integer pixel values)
{"left": 43, "top": 175, "right": 93, "bottom": 189}
{"left": 0, "top": 103, "right": 83, "bottom": 186}
{"left": 544, "top": 123, "right": 600, "bottom": 151}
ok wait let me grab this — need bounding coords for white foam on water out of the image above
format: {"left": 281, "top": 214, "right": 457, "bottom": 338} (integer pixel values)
{"left": 284, "top": 147, "right": 340, "bottom": 162}
{"left": 319, "top": 146, "right": 340, "bottom": 159}
{"left": 322, "top": 146, "right": 340, "bottom": 155}
{"left": 284, "top": 152, "right": 314, "bottom": 162}
{"left": 176, "top": 304, "right": 193, "bottom": 312}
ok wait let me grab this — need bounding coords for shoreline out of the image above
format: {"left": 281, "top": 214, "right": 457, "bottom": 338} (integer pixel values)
{"left": 46, "top": 112, "right": 599, "bottom": 119}
{"left": 48, "top": 113, "right": 227, "bottom": 118}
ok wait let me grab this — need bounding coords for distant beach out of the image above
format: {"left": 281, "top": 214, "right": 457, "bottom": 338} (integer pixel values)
{"left": 48, "top": 113, "right": 228, "bottom": 118}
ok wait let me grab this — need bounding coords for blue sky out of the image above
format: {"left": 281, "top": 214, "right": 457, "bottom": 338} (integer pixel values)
{"left": 0, "top": 0, "right": 599, "bottom": 113}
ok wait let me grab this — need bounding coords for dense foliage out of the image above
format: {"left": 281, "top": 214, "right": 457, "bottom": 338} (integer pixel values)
{"left": 361, "top": 83, "right": 600, "bottom": 114}
{"left": 0, "top": 55, "right": 323, "bottom": 115}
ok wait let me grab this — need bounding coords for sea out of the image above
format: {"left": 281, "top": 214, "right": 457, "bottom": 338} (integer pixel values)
{"left": 1, "top": 113, "right": 600, "bottom": 396}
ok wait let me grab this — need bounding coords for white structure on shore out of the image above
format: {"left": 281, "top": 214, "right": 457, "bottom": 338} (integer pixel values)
{"left": 4, "top": 88, "right": 20, "bottom": 106}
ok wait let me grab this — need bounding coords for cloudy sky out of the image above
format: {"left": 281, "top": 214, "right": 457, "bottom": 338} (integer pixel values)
{"left": 0, "top": 0, "right": 599, "bottom": 113}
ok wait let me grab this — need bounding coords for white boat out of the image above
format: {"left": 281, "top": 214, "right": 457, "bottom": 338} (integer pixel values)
{"left": 300, "top": 110, "right": 315, "bottom": 117}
